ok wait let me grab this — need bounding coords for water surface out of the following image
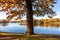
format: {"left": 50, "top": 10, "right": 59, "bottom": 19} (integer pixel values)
{"left": 0, "top": 23, "right": 60, "bottom": 35}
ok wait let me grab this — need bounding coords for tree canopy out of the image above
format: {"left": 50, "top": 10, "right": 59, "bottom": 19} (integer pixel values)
{"left": 0, "top": 0, "right": 56, "bottom": 35}
{"left": 0, "top": 0, "right": 56, "bottom": 20}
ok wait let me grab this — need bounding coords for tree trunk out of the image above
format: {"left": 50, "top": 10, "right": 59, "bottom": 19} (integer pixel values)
{"left": 26, "top": 0, "right": 34, "bottom": 35}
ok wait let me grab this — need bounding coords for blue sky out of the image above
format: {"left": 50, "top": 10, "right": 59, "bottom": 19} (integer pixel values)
{"left": 34, "top": 0, "right": 60, "bottom": 19}
{"left": 0, "top": 0, "right": 60, "bottom": 20}
{"left": 53, "top": 0, "right": 60, "bottom": 18}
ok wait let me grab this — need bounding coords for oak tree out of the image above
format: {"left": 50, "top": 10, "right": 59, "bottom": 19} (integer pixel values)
{"left": 0, "top": 0, "right": 56, "bottom": 35}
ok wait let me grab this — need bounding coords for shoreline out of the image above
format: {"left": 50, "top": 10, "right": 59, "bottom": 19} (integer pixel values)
{"left": 0, "top": 32, "right": 60, "bottom": 38}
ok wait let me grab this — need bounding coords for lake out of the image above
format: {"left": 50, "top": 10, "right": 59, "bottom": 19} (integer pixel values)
{"left": 0, "top": 23, "right": 60, "bottom": 35}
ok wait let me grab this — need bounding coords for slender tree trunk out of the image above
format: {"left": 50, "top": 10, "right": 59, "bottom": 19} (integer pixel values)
{"left": 26, "top": 0, "right": 34, "bottom": 35}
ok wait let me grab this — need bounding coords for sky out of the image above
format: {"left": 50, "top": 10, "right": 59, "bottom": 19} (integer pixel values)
{"left": 52, "top": 0, "right": 60, "bottom": 18}
{"left": 34, "top": 0, "right": 60, "bottom": 19}
{"left": 0, "top": 0, "right": 60, "bottom": 20}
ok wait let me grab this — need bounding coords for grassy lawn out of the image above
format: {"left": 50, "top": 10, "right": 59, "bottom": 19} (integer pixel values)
{"left": 0, "top": 32, "right": 60, "bottom": 40}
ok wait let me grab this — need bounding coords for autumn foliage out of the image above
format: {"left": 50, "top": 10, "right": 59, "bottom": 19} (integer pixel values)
{"left": 0, "top": 0, "right": 56, "bottom": 21}
{"left": 0, "top": 0, "right": 56, "bottom": 35}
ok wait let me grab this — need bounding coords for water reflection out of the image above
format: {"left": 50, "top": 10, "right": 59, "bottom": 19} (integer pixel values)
{"left": 40, "top": 23, "right": 60, "bottom": 27}
{"left": 0, "top": 23, "right": 60, "bottom": 34}
{"left": 0, "top": 23, "right": 8, "bottom": 26}
{"left": 1, "top": 22, "right": 60, "bottom": 27}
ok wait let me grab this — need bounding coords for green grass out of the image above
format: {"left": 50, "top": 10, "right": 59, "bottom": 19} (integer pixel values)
{"left": 0, "top": 32, "right": 60, "bottom": 40}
